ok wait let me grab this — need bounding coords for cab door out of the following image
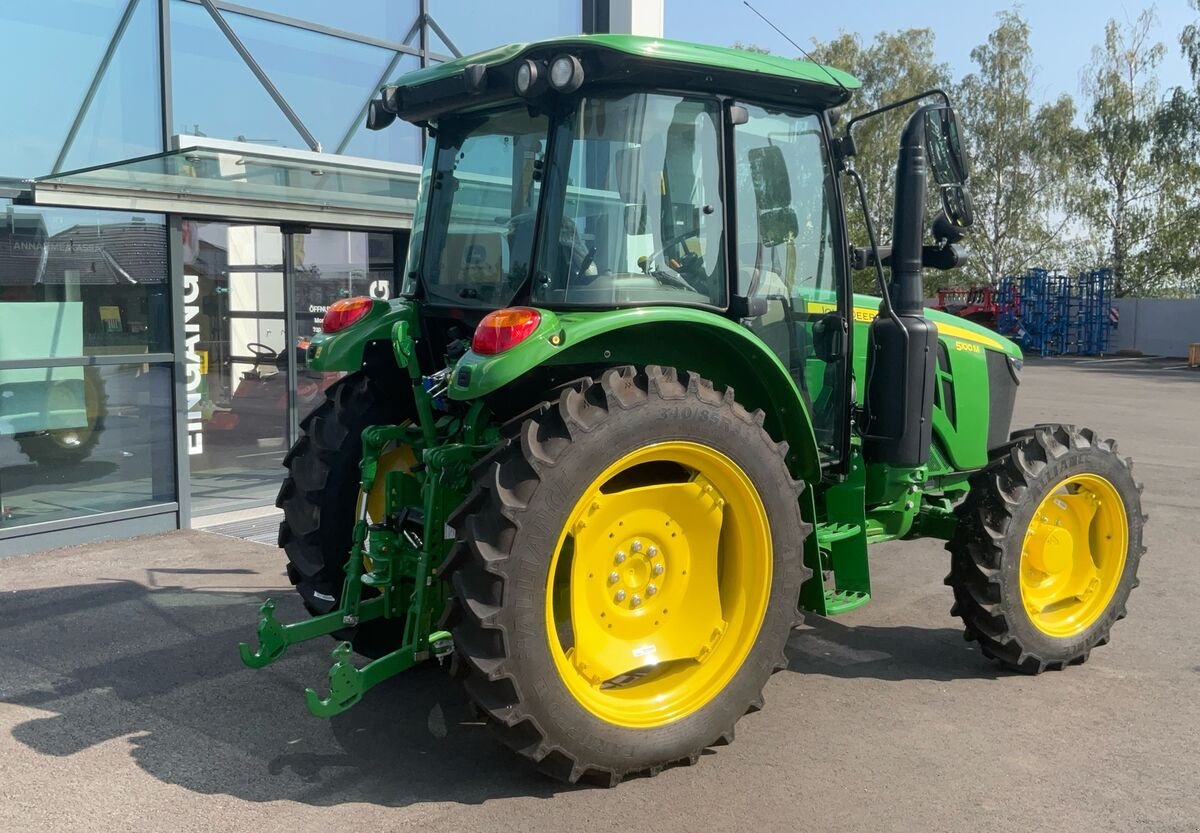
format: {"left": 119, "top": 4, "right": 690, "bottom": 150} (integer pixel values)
{"left": 731, "top": 104, "right": 850, "bottom": 468}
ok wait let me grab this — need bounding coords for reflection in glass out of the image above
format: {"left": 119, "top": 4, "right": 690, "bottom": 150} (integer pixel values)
{"left": 0, "top": 0, "right": 162, "bottom": 178}
{"left": 0, "top": 363, "right": 176, "bottom": 529}
{"left": 534, "top": 94, "right": 726, "bottom": 308}
{"left": 412, "top": 107, "right": 549, "bottom": 308}
{"left": 0, "top": 203, "right": 171, "bottom": 358}
{"left": 183, "top": 221, "right": 289, "bottom": 516}
{"left": 292, "top": 229, "right": 400, "bottom": 396}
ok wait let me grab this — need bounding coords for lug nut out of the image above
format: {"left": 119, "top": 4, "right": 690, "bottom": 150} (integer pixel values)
{"left": 632, "top": 540, "right": 643, "bottom": 553}
{"left": 646, "top": 584, "right": 657, "bottom": 596}
{"left": 653, "top": 563, "right": 664, "bottom": 576}
{"left": 631, "top": 594, "right": 642, "bottom": 607}
{"left": 615, "top": 551, "right": 626, "bottom": 563}
{"left": 615, "top": 590, "right": 626, "bottom": 603}
{"left": 608, "top": 572, "right": 619, "bottom": 584}
{"left": 647, "top": 545, "right": 658, "bottom": 556}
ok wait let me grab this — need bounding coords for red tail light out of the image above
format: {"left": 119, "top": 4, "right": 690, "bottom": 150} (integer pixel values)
{"left": 322, "top": 297, "right": 374, "bottom": 334}
{"left": 472, "top": 307, "right": 542, "bottom": 355}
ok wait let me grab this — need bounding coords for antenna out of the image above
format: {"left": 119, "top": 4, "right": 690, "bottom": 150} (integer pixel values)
{"left": 742, "top": 1, "right": 852, "bottom": 99}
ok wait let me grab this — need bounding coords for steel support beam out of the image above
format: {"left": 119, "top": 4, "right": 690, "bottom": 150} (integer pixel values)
{"left": 53, "top": 0, "right": 142, "bottom": 174}
{"left": 198, "top": 0, "right": 323, "bottom": 152}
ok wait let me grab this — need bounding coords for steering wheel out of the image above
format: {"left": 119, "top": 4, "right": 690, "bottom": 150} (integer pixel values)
{"left": 641, "top": 229, "right": 705, "bottom": 291}
{"left": 246, "top": 342, "right": 278, "bottom": 361}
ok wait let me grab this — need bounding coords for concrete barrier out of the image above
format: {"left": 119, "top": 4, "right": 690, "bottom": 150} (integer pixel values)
{"left": 1111, "top": 298, "right": 1200, "bottom": 358}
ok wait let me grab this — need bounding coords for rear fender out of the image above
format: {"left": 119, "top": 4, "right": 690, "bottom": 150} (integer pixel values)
{"left": 306, "top": 299, "right": 417, "bottom": 372}
{"left": 448, "top": 307, "right": 821, "bottom": 482}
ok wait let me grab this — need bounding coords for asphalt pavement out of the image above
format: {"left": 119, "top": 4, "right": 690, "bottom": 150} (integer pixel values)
{"left": 1, "top": 356, "right": 1197, "bottom": 833}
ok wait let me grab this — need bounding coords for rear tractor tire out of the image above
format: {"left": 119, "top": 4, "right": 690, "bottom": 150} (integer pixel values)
{"left": 440, "top": 365, "right": 811, "bottom": 785}
{"left": 16, "top": 366, "right": 107, "bottom": 465}
{"left": 947, "top": 424, "right": 1145, "bottom": 673}
{"left": 275, "top": 371, "right": 411, "bottom": 657}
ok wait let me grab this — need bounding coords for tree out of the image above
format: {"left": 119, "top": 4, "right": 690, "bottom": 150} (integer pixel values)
{"left": 956, "top": 11, "right": 1078, "bottom": 287}
{"left": 809, "top": 30, "right": 951, "bottom": 292}
{"left": 1183, "top": 0, "right": 1200, "bottom": 86}
{"left": 1073, "top": 11, "right": 1197, "bottom": 297}
{"left": 731, "top": 41, "right": 771, "bottom": 55}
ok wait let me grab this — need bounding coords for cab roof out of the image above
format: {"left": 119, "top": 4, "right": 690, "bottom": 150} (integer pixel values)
{"left": 385, "top": 34, "right": 861, "bottom": 124}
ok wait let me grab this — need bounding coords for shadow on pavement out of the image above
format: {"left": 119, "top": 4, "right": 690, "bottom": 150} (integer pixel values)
{"left": 0, "top": 576, "right": 567, "bottom": 807}
{"left": 786, "top": 615, "right": 1003, "bottom": 682}
{"left": 1, "top": 570, "right": 1005, "bottom": 805}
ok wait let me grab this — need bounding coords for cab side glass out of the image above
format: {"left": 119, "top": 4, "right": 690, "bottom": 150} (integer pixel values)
{"left": 733, "top": 105, "right": 847, "bottom": 462}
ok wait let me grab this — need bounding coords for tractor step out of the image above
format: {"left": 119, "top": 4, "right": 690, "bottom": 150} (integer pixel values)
{"left": 816, "top": 522, "right": 862, "bottom": 546}
{"left": 823, "top": 589, "right": 871, "bottom": 615}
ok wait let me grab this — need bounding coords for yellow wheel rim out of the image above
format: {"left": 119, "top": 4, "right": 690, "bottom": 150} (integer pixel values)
{"left": 1019, "top": 473, "right": 1128, "bottom": 637}
{"left": 545, "top": 441, "right": 772, "bottom": 729}
{"left": 365, "top": 445, "right": 417, "bottom": 523}
{"left": 46, "top": 378, "right": 98, "bottom": 450}
{"left": 360, "top": 443, "right": 417, "bottom": 571}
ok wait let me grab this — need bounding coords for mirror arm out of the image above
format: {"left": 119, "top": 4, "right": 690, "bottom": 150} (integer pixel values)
{"left": 844, "top": 167, "right": 899, "bottom": 322}
{"left": 841, "top": 88, "right": 951, "bottom": 157}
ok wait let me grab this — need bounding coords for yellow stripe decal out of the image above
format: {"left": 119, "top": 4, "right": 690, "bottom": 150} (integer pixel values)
{"left": 805, "top": 302, "right": 1008, "bottom": 351}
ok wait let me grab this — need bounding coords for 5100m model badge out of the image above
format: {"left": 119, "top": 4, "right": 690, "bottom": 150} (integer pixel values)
{"left": 238, "top": 34, "right": 1146, "bottom": 786}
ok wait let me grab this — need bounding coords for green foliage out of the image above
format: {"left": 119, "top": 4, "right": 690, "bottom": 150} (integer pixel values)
{"left": 956, "top": 11, "right": 1077, "bottom": 287}
{"left": 1183, "top": 0, "right": 1200, "bottom": 86}
{"left": 731, "top": 41, "right": 772, "bottom": 55}
{"left": 734, "top": 6, "right": 1200, "bottom": 298}
{"left": 808, "top": 30, "right": 951, "bottom": 293}
{"left": 1073, "top": 11, "right": 1200, "bottom": 296}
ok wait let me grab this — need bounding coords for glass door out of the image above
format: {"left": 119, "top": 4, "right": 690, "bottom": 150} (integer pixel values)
{"left": 288, "top": 227, "right": 402, "bottom": 435}
{"left": 184, "top": 221, "right": 289, "bottom": 516}
{"left": 182, "top": 221, "right": 403, "bottom": 517}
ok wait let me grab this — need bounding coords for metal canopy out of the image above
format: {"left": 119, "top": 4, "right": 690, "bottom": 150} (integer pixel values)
{"left": 29, "top": 136, "right": 421, "bottom": 230}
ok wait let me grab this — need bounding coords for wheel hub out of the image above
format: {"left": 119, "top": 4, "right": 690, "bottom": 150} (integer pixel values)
{"left": 1025, "top": 525, "right": 1074, "bottom": 576}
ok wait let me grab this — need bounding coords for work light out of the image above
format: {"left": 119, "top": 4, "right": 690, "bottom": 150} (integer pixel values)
{"left": 548, "top": 54, "right": 584, "bottom": 92}
{"left": 515, "top": 59, "right": 539, "bottom": 95}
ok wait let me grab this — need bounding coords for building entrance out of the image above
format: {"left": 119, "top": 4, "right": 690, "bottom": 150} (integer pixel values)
{"left": 182, "top": 221, "right": 402, "bottom": 516}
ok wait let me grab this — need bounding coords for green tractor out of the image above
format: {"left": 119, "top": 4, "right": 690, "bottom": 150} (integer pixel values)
{"left": 239, "top": 35, "right": 1146, "bottom": 785}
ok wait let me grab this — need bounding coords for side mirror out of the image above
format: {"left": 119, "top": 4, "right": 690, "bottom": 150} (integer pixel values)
{"left": 748, "top": 145, "right": 799, "bottom": 247}
{"left": 940, "top": 184, "right": 975, "bottom": 230}
{"left": 923, "top": 106, "right": 969, "bottom": 185}
{"left": 923, "top": 106, "right": 973, "bottom": 229}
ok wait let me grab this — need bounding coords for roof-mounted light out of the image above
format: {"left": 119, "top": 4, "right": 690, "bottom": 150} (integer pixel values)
{"left": 515, "top": 59, "right": 541, "bottom": 96}
{"left": 548, "top": 54, "right": 584, "bottom": 93}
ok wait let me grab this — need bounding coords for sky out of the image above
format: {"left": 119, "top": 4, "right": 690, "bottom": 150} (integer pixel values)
{"left": 664, "top": 0, "right": 1196, "bottom": 104}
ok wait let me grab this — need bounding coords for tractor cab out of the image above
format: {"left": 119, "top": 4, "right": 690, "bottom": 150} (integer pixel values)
{"left": 363, "top": 35, "right": 975, "bottom": 473}
{"left": 367, "top": 37, "right": 864, "bottom": 466}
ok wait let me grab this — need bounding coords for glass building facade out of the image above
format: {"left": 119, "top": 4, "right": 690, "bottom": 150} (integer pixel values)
{"left": 0, "top": 0, "right": 608, "bottom": 555}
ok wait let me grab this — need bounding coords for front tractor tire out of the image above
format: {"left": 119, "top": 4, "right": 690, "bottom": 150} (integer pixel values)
{"left": 441, "top": 366, "right": 811, "bottom": 785}
{"left": 947, "top": 424, "right": 1145, "bottom": 673}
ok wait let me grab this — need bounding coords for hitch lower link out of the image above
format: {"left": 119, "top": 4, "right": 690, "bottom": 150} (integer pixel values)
{"left": 238, "top": 423, "right": 456, "bottom": 718}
